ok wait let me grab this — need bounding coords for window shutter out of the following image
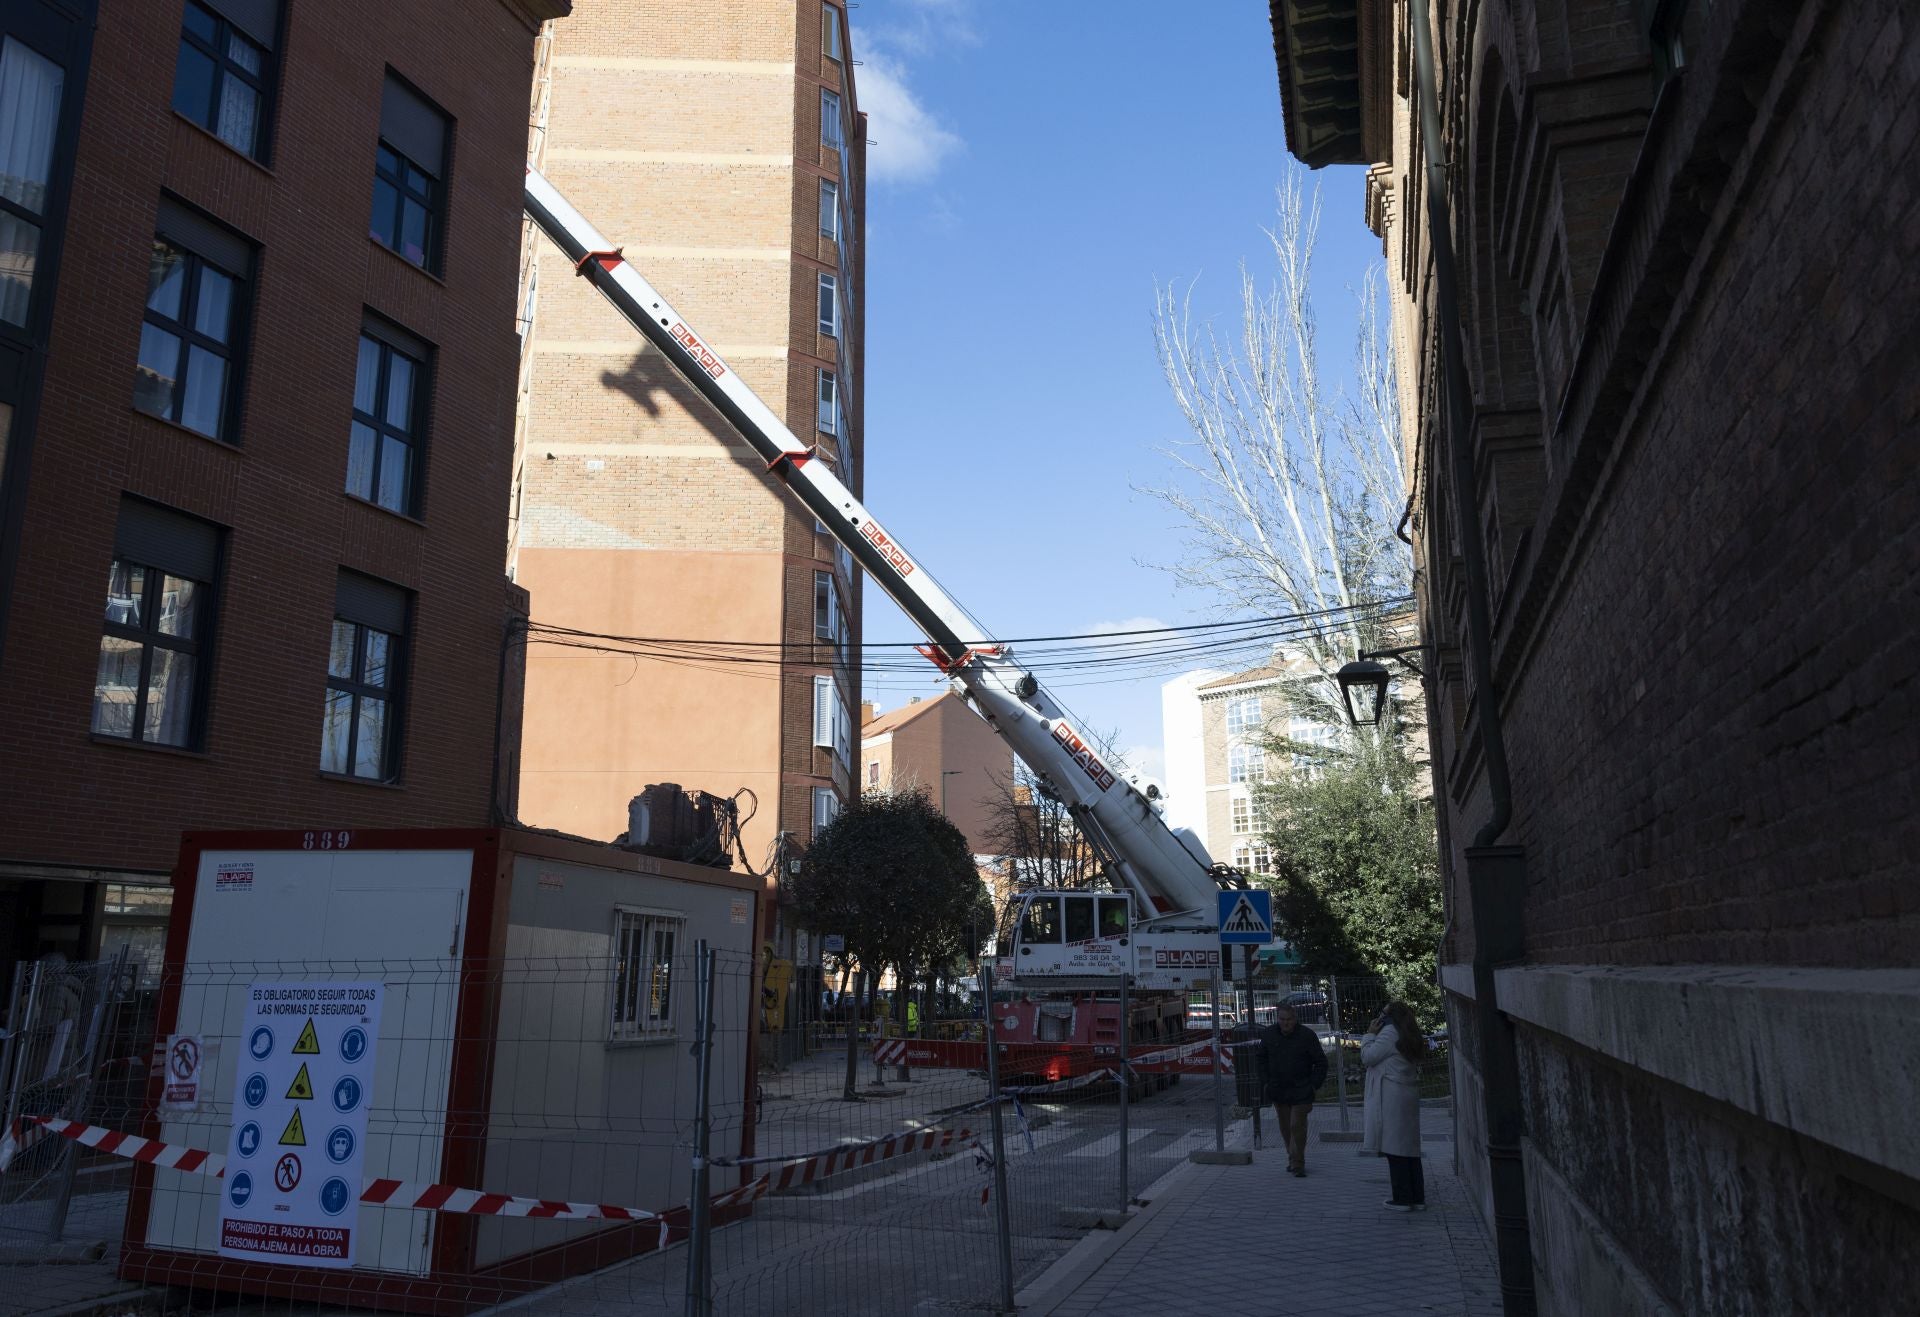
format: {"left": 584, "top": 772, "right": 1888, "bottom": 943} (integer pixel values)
{"left": 116, "top": 498, "right": 220, "bottom": 582}
{"left": 380, "top": 73, "right": 448, "bottom": 178}
{"left": 813, "top": 675, "right": 834, "bottom": 748}
{"left": 335, "top": 569, "right": 409, "bottom": 633}
{"left": 156, "top": 197, "right": 253, "bottom": 276}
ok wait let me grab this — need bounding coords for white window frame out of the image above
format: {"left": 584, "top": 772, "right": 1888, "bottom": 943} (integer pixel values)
{"left": 814, "top": 570, "right": 838, "bottom": 641}
{"left": 812, "top": 786, "right": 839, "bottom": 835}
{"left": 1227, "top": 743, "right": 1264, "bottom": 785}
{"left": 817, "top": 367, "right": 839, "bottom": 435}
{"left": 1230, "top": 794, "right": 1251, "bottom": 835}
{"left": 1225, "top": 695, "right": 1262, "bottom": 738}
{"left": 813, "top": 674, "right": 851, "bottom": 767}
{"left": 610, "top": 906, "right": 685, "bottom": 1042}
{"left": 819, "top": 178, "right": 840, "bottom": 241}
{"left": 822, "top": 3, "right": 843, "bottom": 61}
{"left": 818, "top": 271, "right": 839, "bottom": 336}
{"left": 1232, "top": 843, "right": 1275, "bottom": 876}
{"left": 821, "top": 88, "right": 843, "bottom": 150}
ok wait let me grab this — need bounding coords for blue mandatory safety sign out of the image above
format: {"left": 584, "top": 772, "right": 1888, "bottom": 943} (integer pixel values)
{"left": 331, "top": 1075, "right": 363, "bottom": 1114}
{"left": 319, "top": 1177, "right": 352, "bottom": 1217}
{"left": 236, "top": 1121, "right": 262, "bottom": 1159}
{"left": 248, "top": 1026, "right": 274, "bottom": 1060}
{"left": 324, "top": 1125, "right": 355, "bottom": 1164}
{"left": 339, "top": 1027, "right": 368, "bottom": 1064}
{"left": 242, "top": 1073, "right": 269, "bottom": 1109}
{"left": 228, "top": 1170, "right": 254, "bottom": 1208}
{"left": 1217, "top": 889, "right": 1274, "bottom": 944}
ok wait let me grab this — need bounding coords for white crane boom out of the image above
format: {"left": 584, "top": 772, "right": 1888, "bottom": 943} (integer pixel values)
{"left": 523, "top": 170, "right": 1236, "bottom": 974}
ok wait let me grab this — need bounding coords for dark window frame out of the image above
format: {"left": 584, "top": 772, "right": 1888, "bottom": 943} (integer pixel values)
{"left": 134, "top": 229, "right": 249, "bottom": 443}
{"left": 347, "top": 320, "right": 429, "bottom": 517}
{"left": 370, "top": 74, "right": 449, "bottom": 275}
{"left": 92, "top": 501, "right": 222, "bottom": 751}
{"left": 322, "top": 575, "right": 409, "bottom": 784}
{"left": 170, "top": 0, "right": 277, "bottom": 162}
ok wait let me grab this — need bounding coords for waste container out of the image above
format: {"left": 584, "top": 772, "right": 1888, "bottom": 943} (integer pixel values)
{"left": 1228, "top": 1038, "right": 1266, "bottom": 1107}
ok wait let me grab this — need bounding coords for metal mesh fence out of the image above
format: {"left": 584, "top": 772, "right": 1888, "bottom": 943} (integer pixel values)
{"left": 2, "top": 955, "right": 1452, "bottom": 1315}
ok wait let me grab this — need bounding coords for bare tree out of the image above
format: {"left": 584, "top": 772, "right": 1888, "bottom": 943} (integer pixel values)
{"left": 1145, "top": 169, "right": 1413, "bottom": 734}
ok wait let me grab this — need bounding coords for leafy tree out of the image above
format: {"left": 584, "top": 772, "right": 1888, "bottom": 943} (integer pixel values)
{"left": 1254, "top": 732, "right": 1442, "bottom": 1024}
{"left": 788, "top": 788, "right": 983, "bottom": 1099}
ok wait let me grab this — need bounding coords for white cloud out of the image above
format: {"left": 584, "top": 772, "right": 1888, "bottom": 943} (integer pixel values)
{"left": 1120, "top": 744, "right": 1167, "bottom": 782}
{"left": 1083, "top": 616, "right": 1172, "bottom": 636}
{"left": 854, "top": 51, "right": 963, "bottom": 184}
{"left": 863, "top": 0, "right": 982, "bottom": 58}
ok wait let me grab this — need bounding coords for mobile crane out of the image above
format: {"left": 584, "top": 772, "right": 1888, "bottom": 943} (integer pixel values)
{"left": 522, "top": 172, "right": 1249, "bottom": 1058}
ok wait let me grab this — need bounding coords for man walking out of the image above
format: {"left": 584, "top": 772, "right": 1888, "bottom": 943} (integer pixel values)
{"left": 1259, "top": 1005, "right": 1328, "bottom": 1176}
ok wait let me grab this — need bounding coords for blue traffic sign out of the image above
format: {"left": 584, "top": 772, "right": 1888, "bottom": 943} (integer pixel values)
{"left": 331, "top": 1075, "right": 363, "bottom": 1113}
{"left": 324, "top": 1125, "right": 355, "bottom": 1164}
{"left": 248, "top": 1026, "right": 274, "bottom": 1060}
{"left": 228, "top": 1170, "right": 254, "bottom": 1208}
{"left": 1217, "top": 889, "right": 1274, "bottom": 945}
{"left": 320, "top": 1177, "right": 352, "bottom": 1217}
{"left": 242, "top": 1073, "right": 268, "bottom": 1109}
{"left": 236, "top": 1121, "right": 262, "bottom": 1159}
{"left": 339, "top": 1027, "right": 368, "bottom": 1064}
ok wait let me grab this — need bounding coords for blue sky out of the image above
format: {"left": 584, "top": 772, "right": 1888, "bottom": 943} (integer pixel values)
{"left": 849, "top": 0, "right": 1382, "bottom": 776}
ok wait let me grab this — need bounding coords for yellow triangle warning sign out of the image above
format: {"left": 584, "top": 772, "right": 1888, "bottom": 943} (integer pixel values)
{"left": 284, "top": 1063, "right": 314, "bottom": 1101}
{"left": 278, "top": 1108, "right": 306, "bottom": 1146}
{"left": 292, "top": 1019, "right": 321, "bottom": 1055}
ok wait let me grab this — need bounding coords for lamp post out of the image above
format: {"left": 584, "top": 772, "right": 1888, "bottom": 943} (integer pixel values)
{"left": 1335, "top": 646, "right": 1429, "bottom": 726}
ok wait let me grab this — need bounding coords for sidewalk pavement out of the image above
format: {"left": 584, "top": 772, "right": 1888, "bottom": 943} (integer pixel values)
{"left": 1020, "top": 1104, "right": 1502, "bottom": 1317}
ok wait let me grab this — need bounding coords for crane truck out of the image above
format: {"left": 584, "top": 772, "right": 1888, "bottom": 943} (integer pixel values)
{"left": 522, "top": 171, "right": 1251, "bottom": 1070}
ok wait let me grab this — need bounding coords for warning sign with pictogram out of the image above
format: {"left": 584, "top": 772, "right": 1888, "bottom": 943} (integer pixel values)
{"left": 161, "top": 1034, "right": 203, "bottom": 1113}
{"left": 220, "top": 982, "right": 382, "bottom": 1268}
{"left": 1217, "top": 889, "right": 1274, "bottom": 944}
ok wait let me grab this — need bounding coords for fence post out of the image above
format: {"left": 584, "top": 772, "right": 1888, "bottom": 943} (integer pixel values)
{"left": 1117, "top": 973, "right": 1130, "bottom": 1213}
{"left": 48, "top": 947, "right": 130, "bottom": 1241}
{"left": 1330, "top": 977, "right": 1350, "bottom": 1133}
{"left": 0, "top": 961, "right": 27, "bottom": 1141}
{"left": 1209, "top": 970, "right": 1226, "bottom": 1154}
{"left": 980, "top": 963, "right": 1016, "bottom": 1314}
{"left": 685, "top": 941, "right": 716, "bottom": 1317}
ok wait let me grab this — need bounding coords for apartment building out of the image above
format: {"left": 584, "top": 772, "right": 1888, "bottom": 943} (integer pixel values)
{"left": 511, "top": 1, "right": 866, "bottom": 914}
{"left": 860, "top": 693, "right": 1014, "bottom": 857}
{"left": 0, "top": 0, "right": 563, "bottom": 980}
{"left": 1189, "top": 655, "right": 1339, "bottom": 874}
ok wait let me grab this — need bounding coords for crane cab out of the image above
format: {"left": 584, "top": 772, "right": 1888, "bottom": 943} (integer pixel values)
{"left": 1009, "top": 890, "right": 1134, "bottom": 978}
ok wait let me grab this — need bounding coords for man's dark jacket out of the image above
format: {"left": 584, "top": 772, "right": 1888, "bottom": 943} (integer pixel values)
{"left": 1259, "top": 1022, "right": 1328, "bottom": 1104}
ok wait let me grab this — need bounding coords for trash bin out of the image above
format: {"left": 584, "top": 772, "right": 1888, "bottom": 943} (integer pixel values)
{"left": 1228, "top": 1039, "right": 1266, "bottom": 1107}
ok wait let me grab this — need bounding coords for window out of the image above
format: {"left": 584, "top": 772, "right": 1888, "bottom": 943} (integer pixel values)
{"left": 1227, "top": 743, "right": 1264, "bottom": 785}
{"left": 1098, "top": 897, "right": 1129, "bottom": 939}
{"left": 322, "top": 571, "right": 408, "bottom": 781}
{"left": 1225, "top": 695, "right": 1262, "bottom": 738}
{"left": 611, "top": 907, "right": 683, "bottom": 1040}
{"left": 818, "top": 272, "right": 838, "bottom": 337}
{"left": 817, "top": 368, "right": 839, "bottom": 435}
{"left": 1288, "top": 715, "right": 1338, "bottom": 776}
{"left": 1064, "top": 896, "right": 1095, "bottom": 944}
{"left": 171, "top": 0, "right": 278, "bottom": 160}
{"left": 812, "top": 786, "right": 839, "bottom": 835}
{"left": 348, "top": 319, "right": 428, "bottom": 515}
{"left": 1232, "top": 844, "right": 1275, "bottom": 877}
{"left": 867, "top": 761, "right": 880, "bottom": 787}
{"left": 135, "top": 202, "right": 251, "bottom": 441}
{"left": 1018, "top": 896, "right": 1061, "bottom": 945}
{"left": 822, "top": 4, "right": 843, "bottom": 61}
{"left": 1231, "top": 794, "right": 1264, "bottom": 835}
{"left": 820, "top": 88, "right": 843, "bottom": 150}
{"left": 814, "top": 570, "right": 837, "bottom": 641}
{"left": 370, "top": 74, "right": 447, "bottom": 272}
{"left": 0, "top": 36, "right": 66, "bottom": 328}
{"left": 93, "top": 500, "right": 220, "bottom": 749}
{"left": 819, "top": 178, "right": 839, "bottom": 241}
{"left": 812, "top": 674, "right": 851, "bottom": 767}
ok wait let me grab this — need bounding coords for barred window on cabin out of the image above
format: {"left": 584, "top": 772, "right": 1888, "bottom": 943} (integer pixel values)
{"left": 611, "top": 908, "right": 684, "bottom": 1040}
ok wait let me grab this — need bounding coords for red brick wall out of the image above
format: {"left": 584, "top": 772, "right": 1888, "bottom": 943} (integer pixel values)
{"left": 0, "top": 0, "right": 548, "bottom": 873}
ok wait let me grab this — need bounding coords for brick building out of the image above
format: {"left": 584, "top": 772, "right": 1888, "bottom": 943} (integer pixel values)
{"left": 510, "top": 1, "right": 866, "bottom": 929}
{"left": 1271, "top": 0, "right": 1919, "bottom": 1312}
{"left": 860, "top": 693, "right": 1014, "bottom": 857}
{"left": 0, "top": 0, "right": 564, "bottom": 980}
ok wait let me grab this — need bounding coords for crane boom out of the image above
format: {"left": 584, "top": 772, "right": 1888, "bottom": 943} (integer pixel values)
{"left": 523, "top": 169, "right": 1231, "bottom": 938}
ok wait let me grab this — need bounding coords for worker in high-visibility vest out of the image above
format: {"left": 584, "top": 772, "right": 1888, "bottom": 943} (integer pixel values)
{"left": 907, "top": 998, "right": 920, "bottom": 1036}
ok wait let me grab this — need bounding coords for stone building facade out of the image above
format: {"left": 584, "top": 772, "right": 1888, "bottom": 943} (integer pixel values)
{"left": 510, "top": 0, "right": 866, "bottom": 913}
{"left": 0, "top": 0, "right": 562, "bottom": 983}
{"left": 1271, "top": 0, "right": 1919, "bottom": 1312}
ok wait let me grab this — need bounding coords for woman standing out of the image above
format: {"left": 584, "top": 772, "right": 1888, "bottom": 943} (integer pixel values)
{"left": 1361, "top": 1000, "right": 1427, "bottom": 1211}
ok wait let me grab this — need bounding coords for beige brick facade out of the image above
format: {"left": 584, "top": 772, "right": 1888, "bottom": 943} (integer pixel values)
{"left": 511, "top": 0, "right": 866, "bottom": 904}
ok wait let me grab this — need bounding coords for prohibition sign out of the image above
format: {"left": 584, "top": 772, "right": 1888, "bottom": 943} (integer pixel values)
{"left": 274, "top": 1153, "right": 302, "bottom": 1193}
{"left": 169, "top": 1037, "right": 200, "bottom": 1080}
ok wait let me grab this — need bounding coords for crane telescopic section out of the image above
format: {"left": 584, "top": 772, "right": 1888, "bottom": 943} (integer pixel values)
{"left": 524, "top": 170, "right": 1240, "bottom": 989}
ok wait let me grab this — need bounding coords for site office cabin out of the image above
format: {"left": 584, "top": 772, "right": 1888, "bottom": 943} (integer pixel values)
{"left": 119, "top": 827, "right": 762, "bottom": 1314}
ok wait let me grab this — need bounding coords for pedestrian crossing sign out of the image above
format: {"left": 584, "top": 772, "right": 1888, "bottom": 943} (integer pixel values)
{"left": 1217, "top": 889, "right": 1273, "bottom": 944}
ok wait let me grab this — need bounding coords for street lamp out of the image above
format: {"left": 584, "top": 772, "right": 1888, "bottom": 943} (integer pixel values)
{"left": 1335, "top": 647, "right": 1430, "bottom": 727}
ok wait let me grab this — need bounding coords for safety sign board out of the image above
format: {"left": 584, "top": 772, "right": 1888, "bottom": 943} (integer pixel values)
{"left": 160, "top": 1035, "right": 204, "bottom": 1113}
{"left": 219, "top": 982, "right": 381, "bottom": 1269}
{"left": 1217, "top": 889, "right": 1273, "bottom": 944}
